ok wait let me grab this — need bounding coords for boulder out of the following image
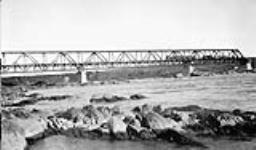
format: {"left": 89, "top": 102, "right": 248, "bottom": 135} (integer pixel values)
{"left": 171, "top": 105, "right": 202, "bottom": 112}
{"left": 127, "top": 124, "right": 156, "bottom": 140}
{"left": 90, "top": 93, "right": 128, "bottom": 103}
{"left": 142, "top": 111, "right": 182, "bottom": 131}
{"left": 9, "top": 117, "right": 48, "bottom": 139}
{"left": 217, "top": 113, "right": 244, "bottom": 126}
{"left": 81, "top": 105, "right": 108, "bottom": 125}
{"left": 1, "top": 120, "right": 27, "bottom": 150}
{"left": 156, "top": 129, "right": 207, "bottom": 148}
{"left": 108, "top": 116, "right": 128, "bottom": 139}
{"left": 57, "top": 107, "right": 85, "bottom": 122}
{"left": 161, "top": 108, "right": 182, "bottom": 122}
{"left": 152, "top": 105, "right": 162, "bottom": 114}
{"left": 130, "top": 94, "right": 146, "bottom": 100}
{"left": 2, "top": 108, "right": 31, "bottom": 119}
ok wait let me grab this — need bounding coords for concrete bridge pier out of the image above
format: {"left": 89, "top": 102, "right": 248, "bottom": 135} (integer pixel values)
{"left": 79, "top": 70, "right": 88, "bottom": 84}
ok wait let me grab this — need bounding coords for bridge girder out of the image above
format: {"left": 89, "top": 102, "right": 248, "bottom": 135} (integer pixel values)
{"left": 0, "top": 49, "right": 246, "bottom": 74}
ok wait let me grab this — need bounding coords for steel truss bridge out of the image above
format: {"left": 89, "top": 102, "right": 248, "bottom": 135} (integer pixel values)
{"left": 0, "top": 49, "right": 246, "bottom": 74}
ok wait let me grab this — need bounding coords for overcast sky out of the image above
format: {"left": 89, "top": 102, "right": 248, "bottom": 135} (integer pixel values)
{"left": 1, "top": 0, "right": 256, "bottom": 56}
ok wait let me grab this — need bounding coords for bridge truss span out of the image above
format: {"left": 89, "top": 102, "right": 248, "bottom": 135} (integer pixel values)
{"left": 0, "top": 49, "right": 246, "bottom": 74}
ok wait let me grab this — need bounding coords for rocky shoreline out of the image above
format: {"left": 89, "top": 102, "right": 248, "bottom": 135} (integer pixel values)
{"left": 2, "top": 102, "right": 256, "bottom": 150}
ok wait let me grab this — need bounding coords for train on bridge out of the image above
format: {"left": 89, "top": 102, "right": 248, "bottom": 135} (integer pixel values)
{"left": 0, "top": 49, "right": 247, "bottom": 74}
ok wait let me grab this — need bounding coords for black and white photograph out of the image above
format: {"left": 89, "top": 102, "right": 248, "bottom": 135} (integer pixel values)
{"left": 1, "top": 0, "right": 256, "bottom": 150}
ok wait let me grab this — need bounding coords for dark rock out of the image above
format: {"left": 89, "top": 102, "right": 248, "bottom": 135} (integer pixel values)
{"left": 240, "top": 111, "right": 256, "bottom": 121}
{"left": 127, "top": 125, "right": 141, "bottom": 140}
{"left": 237, "top": 121, "right": 256, "bottom": 137}
{"left": 90, "top": 93, "right": 128, "bottom": 103}
{"left": 31, "top": 80, "right": 50, "bottom": 87}
{"left": 232, "top": 109, "right": 242, "bottom": 116}
{"left": 130, "top": 94, "right": 146, "bottom": 100}
{"left": 171, "top": 105, "right": 202, "bottom": 112}
{"left": 139, "top": 129, "right": 157, "bottom": 140}
{"left": 2, "top": 108, "right": 31, "bottom": 119}
{"left": 152, "top": 105, "right": 162, "bottom": 114}
{"left": 3, "top": 95, "right": 72, "bottom": 107}
{"left": 56, "top": 107, "right": 83, "bottom": 121}
{"left": 155, "top": 129, "right": 207, "bottom": 148}
{"left": 161, "top": 108, "right": 182, "bottom": 122}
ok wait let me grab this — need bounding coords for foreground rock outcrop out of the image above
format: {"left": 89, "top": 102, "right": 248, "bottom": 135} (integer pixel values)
{"left": 2, "top": 104, "right": 256, "bottom": 150}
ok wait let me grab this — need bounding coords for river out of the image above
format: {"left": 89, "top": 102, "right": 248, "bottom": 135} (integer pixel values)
{"left": 28, "top": 73, "right": 256, "bottom": 150}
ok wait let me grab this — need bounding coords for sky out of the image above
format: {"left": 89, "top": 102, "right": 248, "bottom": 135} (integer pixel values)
{"left": 1, "top": 0, "right": 256, "bottom": 56}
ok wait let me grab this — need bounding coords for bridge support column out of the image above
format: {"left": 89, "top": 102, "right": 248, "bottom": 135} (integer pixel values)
{"left": 188, "top": 62, "right": 195, "bottom": 75}
{"left": 79, "top": 70, "right": 88, "bottom": 84}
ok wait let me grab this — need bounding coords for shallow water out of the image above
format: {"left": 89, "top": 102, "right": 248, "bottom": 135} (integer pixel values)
{"left": 29, "top": 73, "right": 256, "bottom": 150}
{"left": 29, "top": 73, "right": 256, "bottom": 112}
{"left": 30, "top": 135, "right": 256, "bottom": 150}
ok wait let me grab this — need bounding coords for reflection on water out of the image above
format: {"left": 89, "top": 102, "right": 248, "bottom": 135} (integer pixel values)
{"left": 29, "top": 74, "right": 256, "bottom": 150}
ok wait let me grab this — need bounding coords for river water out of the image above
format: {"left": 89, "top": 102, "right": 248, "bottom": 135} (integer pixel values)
{"left": 29, "top": 73, "right": 256, "bottom": 150}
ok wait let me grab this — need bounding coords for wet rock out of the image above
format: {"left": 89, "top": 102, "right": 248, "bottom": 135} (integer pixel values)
{"left": 31, "top": 80, "right": 50, "bottom": 87}
{"left": 171, "top": 105, "right": 202, "bottom": 112}
{"left": 161, "top": 108, "right": 182, "bottom": 122}
{"left": 218, "top": 125, "right": 244, "bottom": 137}
{"left": 90, "top": 93, "right": 128, "bottom": 103}
{"left": 1, "top": 119, "right": 27, "bottom": 150}
{"left": 42, "top": 95, "right": 72, "bottom": 101}
{"left": 241, "top": 111, "right": 256, "bottom": 121}
{"left": 127, "top": 124, "right": 157, "bottom": 140}
{"left": 130, "top": 94, "right": 146, "bottom": 100}
{"left": 238, "top": 121, "right": 256, "bottom": 136}
{"left": 232, "top": 109, "right": 242, "bottom": 116}
{"left": 3, "top": 95, "right": 72, "bottom": 107}
{"left": 155, "top": 129, "right": 207, "bottom": 148}
{"left": 139, "top": 129, "right": 157, "bottom": 140}
{"left": 196, "top": 110, "right": 220, "bottom": 129}
{"left": 152, "top": 105, "right": 162, "bottom": 114}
